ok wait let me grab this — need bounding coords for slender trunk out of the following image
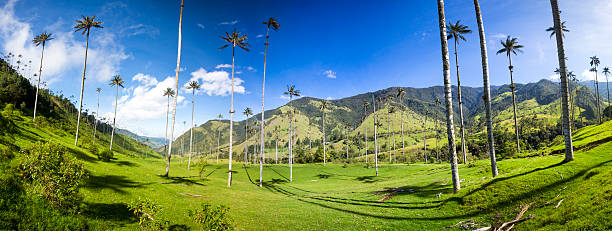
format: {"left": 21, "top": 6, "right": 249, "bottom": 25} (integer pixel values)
{"left": 387, "top": 113, "right": 391, "bottom": 163}
{"left": 607, "top": 75, "right": 610, "bottom": 119}
{"left": 259, "top": 27, "right": 271, "bottom": 187}
{"left": 228, "top": 44, "right": 236, "bottom": 187}
{"left": 594, "top": 69, "right": 602, "bottom": 124}
{"left": 188, "top": 90, "right": 195, "bottom": 170}
{"left": 422, "top": 113, "right": 428, "bottom": 162}
{"left": 435, "top": 106, "right": 439, "bottom": 161}
{"left": 33, "top": 43, "right": 45, "bottom": 120}
{"left": 93, "top": 91, "right": 99, "bottom": 145}
{"left": 373, "top": 95, "right": 378, "bottom": 176}
{"left": 437, "top": 0, "right": 460, "bottom": 193}
{"left": 217, "top": 129, "right": 220, "bottom": 163}
{"left": 75, "top": 30, "right": 90, "bottom": 146}
{"left": 474, "top": 0, "right": 497, "bottom": 176}
{"left": 453, "top": 39, "right": 468, "bottom": 164}
{"left": 245, "top": 118, "right": 249, "bottom": 163}
{"left": 508, "top": 55, "right": 521, "bottom": 153}
{"left": 110, "top": 85, "right": 118, "bottom": 151}
{"left": 164, "top": 0, "right": 183, "bottom": 177}
{"left": 322, "top": 108, "right": 326, "bottom": 166}
{"left": 346, "top": 128, "right": 349, "bottom": 163}
{"left": 364, "top": 106, "right": 368, "bottom": 163}
{"left": 550, "top": 0, "right": 574, "bottom": 162}
{"left": 289, "top": 98, "right": 293, "bottom": 181}
{"left": 275, "top": 134, "right": 278, "bottom": 164}
{"left": 400, "top": 100, "right": 405, "bottom": 160}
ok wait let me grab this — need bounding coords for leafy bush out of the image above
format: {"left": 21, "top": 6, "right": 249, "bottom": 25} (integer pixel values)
{"left": 198, "top": 160, "right": 208, "bottom": 179}
{"left": 18, "top": 142, "right": 87, "bottom": 211}
{"left": 87, "top": 145, "right": 98, "bottom": 156}
{"left": 128, "top": 198, "right": 169, "bottom": 230}
{"left": 188, "top": 203, "right": 234, "bottom": 231}
{"left": 97, "top": 149, "right": 114, "bottom": 162}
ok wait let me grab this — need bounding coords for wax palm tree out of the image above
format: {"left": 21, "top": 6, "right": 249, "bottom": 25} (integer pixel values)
{"left": 396, "top": 88, "right": 406, "bottom": 159}
{"left": 219, "top": 29, "right": 250, "bottom": 187}
{"left": 372, "top": 95, "right": 379, "bottom": 176}
{"left": 109, "top": 75, "right": 124, "bottom": 151}
{"left": 437, "top": 0, "right": 460, "bottom": 192}
{"left": 32, "top": 32, "right": 53, "bottom": 120}
{"left": 274, "top": 126, "right": 279, "bottom": 164}
{"left": 602, "top": 67, "right": 611, "bottom": 119}
{"left": 447, "top": 20, "right": 471, "bottom": 164}
{"left": 497, "top": 36, "right": 523, "bottom": 153}
{"left": 388, "top": 106, "right": 396, "bottom": 162}
{"left": 422, "top": 109, "right": 429, "bottom": 162}
{"left": 164, "top": 0, "right": 184, "bottom": 177}
{"left": 260, "top": 17, "right": 279, "bottom": 186}
{"left": 384, "top": 95, "right": 393, "bottom": 156}
{"left": 163, "top": 88, "right": 175, "bottom": 158}
{"left": 283, "top": 85, "right": 300, "bottom": 181}
{"left": 569, "top": 71, "right": 578, "bottom": 125}
{"left": 550, "top": 0, "right": 574, "bottom": 162}
{"left": 362, "top": 100, "right": 370, "bottom": 163}
{"left": 243, "top": 107, "right": 253, "bottom": 163}
{"left": 546, "top": 21, "right": 569, "bottom": 38}
{"left": 434, "top": 98, "right": 441, "bottom": 161}
{"left": 73, "top": 15, "right": 103, "bottom": 146}
{"left": 187, "top": 80, "right": 201, "bottom": 170}
{"left": 216, "top": 114, "right": 223, "bottom": 163}
{"left": 93, "top": 88, "right": 101, "bottom": 145}
{"left": 319, "top": 100, "right": 329, "bottom": 166}
{"left": 590, "top": 56, "right": 602, "bottom": 124}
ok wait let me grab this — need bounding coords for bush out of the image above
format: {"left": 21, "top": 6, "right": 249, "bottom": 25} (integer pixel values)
{"left": 188, "top": 203, "right": 233, "bottom": 231}
{"left": 198, "top": 160, "right": 208, "bottom": 179}
{"left": 87, "top": 145, "right": 98, "bottom": 156}
{"left": 97, "top": 149, "right": 113, "bottom": 162}
{"left": 18, "top": 142, "right": 87, "bottom": 211}
{"left": 127, "top": 198, "right": 169, "bottom": 230}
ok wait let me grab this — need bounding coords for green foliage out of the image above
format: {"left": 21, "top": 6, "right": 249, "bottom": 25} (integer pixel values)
{"left": 198, "top": 159, "right": 208, "bottom": 179}
{"left": 188, "top": 203, "right": 234, "bottom": 231}
{"left": 1, "top": 103, "right": 15, "bottom": 120}
{"left": 97, "top": 149, "right": 113, "bottom": 162}
{"left": 18, "top": 142, "right": 87, "bottom": 211}
{"left": 127, "top": 198, "right": 169, "bottom": 230}
{"left": 87, "top": 144, "right": 98, "bottom": 156}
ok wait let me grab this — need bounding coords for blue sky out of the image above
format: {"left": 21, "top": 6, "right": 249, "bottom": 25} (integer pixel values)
{"left": 1, "top": 0, "right": 611, "bottom": 137}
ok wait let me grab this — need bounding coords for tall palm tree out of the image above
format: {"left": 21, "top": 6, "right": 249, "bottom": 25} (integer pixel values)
{"left": 283, "top": 85, "right": 300, "bottom": 181}
{"left": 109, "top": 75, "right": 124, "bottom": 151}
{"left": 569, "top": 71, "right": 578, "bottom": 126}
{"left": 363, "top": 100, "right": 370, "bottom": 163}
{"left": 550, "top": 0, "right": 574, "bottom": 162}
{"left": 422, "top": 109, "right": 429, "bottom": 162}
{"left": 32, "top": 32, "right": 53, "bottom": 120}
{"left": 216, "top": 114, "right": 223, "bottom": 163}
{"left": 260, "top": 17, "right": 280, "bottom": 187}
{"left": 434, "top": 98, "right": 441, "bottom": 161}
{"left": 497, "top": 36, "right": 524, "bottom": 153}
{"left": 319, "top": 100, "right": 329, "bottom": 166}
{"left": 187, "top": 80, "right": 201, "bottom": 170}
{"left": 447, "top": 20, "right": 471, "bottom": 164}
{"left": 384, "top": 95, "right": 393, "bottom": 157}
{"left": 396, "top": 88, "right": 406, "bottom": 159}
{"left": 589, "top": 56, "right": 602, "bottom": 124}
{"left": 436, "top": 0, "right": 460, "bottom": 193}
{"left": 388, "top": 106, "right": 396, "bottom": 162}
{"left": 165, "top": 0, "right": 184, "bottom": 177}
{"left": 93, "top": 88, "right": 101, "bottom": 145}
{"left": 219, "top": 29, "right": 250, "bottom": 187}
{"left": 603, "top": 67, "right": 611, "bottom": 119}
{"left": 274, "top": 125, "right": 279, "bottom": 164}
{"left": 243, "top": 107, "right": 253, "bottom": 163}
{"left": 73, "top": 15, "right": 103, "bottom": 146}
{"left": 372, "top": 95, "right": 379, "bottom": 176}
{"left": 163, "top": 88, "right": 175, "bottom": 160}
{"left": 546, "top": 21, "right": 569, "bottom": 38}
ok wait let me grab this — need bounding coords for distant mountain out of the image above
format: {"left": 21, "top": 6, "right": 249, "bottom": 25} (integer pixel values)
{"left": 169, "top": 79, "right": 602, "bottom": 156}
{"left": 117, "top": 129, "right": 165, "bottom": 149}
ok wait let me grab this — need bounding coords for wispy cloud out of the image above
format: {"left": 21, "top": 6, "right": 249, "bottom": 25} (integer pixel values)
{"left": 196, "top": 23, "right": 205, "bottom": 29}
{"left": 124, "top": 24, "right": 160, "bottom": 38}
{"left": 280, "top": 95, "right": 290, "bottom": 100}
{"left": 215, "top": 64, "right": 231, "bottom": 69}
{"left": 219, "top": 20, "right": 239, "bottom": 25}
{"left": 323, "top": 70, "right": 337, "bottom": 79}
{"left": 247, "top": 66, "right": 256, "bottom": 72}
{"left": 256, "top": 34, "right": 263, "bottom": 38}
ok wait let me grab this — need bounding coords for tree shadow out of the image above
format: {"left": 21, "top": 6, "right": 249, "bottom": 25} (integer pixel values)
{"left": 355, "top": 175, "right": 380, "bottom": 183}
{"left": 67, "top": 146, "right": 98, "bottom": 163}
{"left": 159, "top": 175, "right": 205, "bottom": 186}
{"left": 84, "top": 202, "right": 136, "bottom": 223}
{"left": 315, "top": 173, "right": 332, "bottom": 179}
{"left": 242, "top": 164, "right": 256, "bottom": 185}
{"left": 85, "top": 174, "right": 151, "bottom": 194}
{"left": 113, "top": 160, "right": 138, "bottom": 167}
{"left": 268, "top": 166, "right": 290, "bottom": 181}
{"left": 168, "top": 224, "right": 190, "bottom": 231}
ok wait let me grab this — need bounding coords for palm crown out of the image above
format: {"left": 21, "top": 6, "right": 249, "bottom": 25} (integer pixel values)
{"left": 446, "top": 20, "right": 471, "bottom": 42}
{"left": 109, "top": 75, "right": 124, "bottom": 88}
{"left": 320, "top": 100, "right": 329, "bottom": 110}
{"left": 96, "top": 88, "right": 101, "bottom": 93}
{"left": 33, "top": 32, "right": 54, "bottom": 46}
{"left": 497, "top": 36, "right": 524, "bottom": 57}
{"left": 219, "top": 29, "right": 250, "bottom": 51}
{"left": 163, "top": 88, "right": 175, "bottom": 97}
{"left": 546, "top": 21, "right": 569, "bottom": 38}
{"left": 284, "top": 85, "right": 301, "bottom": 98}
{"left": 396, "top": 88, "right": 406, "bottom": 99}
{"left": 243, "top": 107, "right": 253, "bottom": 117}
{"left": 187, "top": 80, "right": 201, "bottom": 90}
{"left": 264, "top": 17, "right": 280, "bottom": 32}
{"left": 74, "top": 15, "right": 103, "bottom": 34}
{"left": 603, "top": 67, "right": 610, "bottom": 76}
{"left": 590, "top": 56, "right": 600, "bottom": 68}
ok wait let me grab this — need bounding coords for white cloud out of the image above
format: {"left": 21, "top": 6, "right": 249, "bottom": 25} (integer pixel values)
{"left": 247, "top": 66, "right": 256, "bottom": 72}
{"left": 133, "top": 73, "right": 158, "bottom": 87}
{"left": 490, "top": 33, "right": 507, "bottom": 39}
{"left": 581, "top": 69, "right": 597, "bottom": 81}
{"left": 236, "top": 71, "right": 242, "bottom": 74}
{"left": 0, "top": 0, "right": 128, "bottom": 85}
{"left": 123, "top": 24, "right": 159, "bottom": 38}
{"left": 188, "top": 67, "right": 245, "bottom": 96}
{"left": 196, "top": 23, "right": 205, "bottom": 29}
{"left": 548, "top": 74, "right": 560, "bottom": 81}
{"left": 216, "top": 64, "right": 231, "bottom": 69}
{"left": 280, "top": 95, "right": 290, "bottom": 100}
{"left": 326, "top": 96, "right": 334, "bottom": 100}
{"left": 219, "top": 20, "right": 239, "bottom": 25}
{"left": 323, "top": 69, "right": 337, "bottom": 79}
{"left": 256, "top": 34, "right": 263, "bottom": 38}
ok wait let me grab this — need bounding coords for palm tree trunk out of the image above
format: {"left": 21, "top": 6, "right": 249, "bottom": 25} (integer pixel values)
{"left": 594, "top": 70, "right": 602, "bottom": 124}
{"left": 188, "top": 90, "right": 194, "bottom": 170}
{"left": 373, "top": 95, "right": 378, "bottom": 176}
{"left": 289, "top": 98, "right": 293, "bottom": 181}
{"left": 228, "top": 44, "right": 236, "bottom": 187}
{"left": 275, "top": 134, "right": 278, "bottom": 164}
{"left": 93, "top": 91, "right": 99, "bottom": 145}
{"left": 259, "top": 27, "right": 271, "bottom": 187}
{"left": 33, "top": 43, "right": 45, "bottom": 120}
{"left": 364, "top": 106, "right": 368, "bottom": 164}
{"left": 75, "top": 29, "right": 90, "bottom": 146}
{"left": 474, "top": 0, "right": 498, "bottom": 176}
{"left": 245, "top": 119, "right": 249, "bottom": 163}
{"left": 453, "top": 39, "right": 467, "bottom": 164}
{"left": 437, "top": 0, "right": 460, "bottom": 193}
{"left": 507, "top": 55, "right": 521, "bottom": 153}
{"left": 110, "top": 85, "right": 118, "bottom": 151}
{"left": 400, "top": 104, "right": 405, "bottom": 160}
{"left": 164, "top": 0, "right": 183, "bottom": 177}
{"left": 217, "top": 130, "right": 220, "bottom": 163}
{"left": 322, "top": 108, "right": 326, "bottom": 166}
{"left": 607, "top": 76, "right": 610, "bottom": 119}
{"left": 422, "top": 114, "right": 427, "bottom": 162}
{"left": 550, "top": 0, "right": 574, "bottom": 162}
{"left": 435, "top": 109, "right": 439, "bottom": 161}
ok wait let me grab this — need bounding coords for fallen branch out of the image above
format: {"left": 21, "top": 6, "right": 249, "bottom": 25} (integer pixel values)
{"left": 475, "top": 202, "right": 535, "bottom": 231}
{"left": 554, "top": 199, "right": 564, "bottom": 209}
{"left": 553, "top": 169, "right": 564, "bottom": 179}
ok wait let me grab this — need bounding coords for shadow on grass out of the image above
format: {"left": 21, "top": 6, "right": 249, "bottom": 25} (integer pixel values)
{"left": 268, "top": 166, "right": 290, "bottom": 181}
{"left": 159, "top": 175, "right": 205, "bottom": 186}
{"left": 316, "top": 173, "right": 332, "bottom": 179}
{"left": 85, "top": 174, "right": 152, "bottom": 194}
{"left": 84, "top": 202, "right": 136, "bottom": 223}
{"left": 355, "top": 175, "right": 380, "bottom": 183}
{"left": 67, "top": 146, "right": 98, "bottom": 163}
{"left": 113, "top": 160, "right": 138, "bottom": 167}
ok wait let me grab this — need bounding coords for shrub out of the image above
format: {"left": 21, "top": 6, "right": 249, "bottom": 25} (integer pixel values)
{"left": 87, "top": 145, "right": 98, "bottom": 156}
{"left": 18, "top": 142, "right": 87, "bottom": 211}
{"left": 97, "top": 149, "right": 114, "bottom": 162}
{"left": 188, "top": 203, "right": 233, "bottom": 231}
{"left": 128, "top": 198, "right": 169, "bottom": 230}
{"left": 198, "top": 160, "right": 208, "bottom": 179}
